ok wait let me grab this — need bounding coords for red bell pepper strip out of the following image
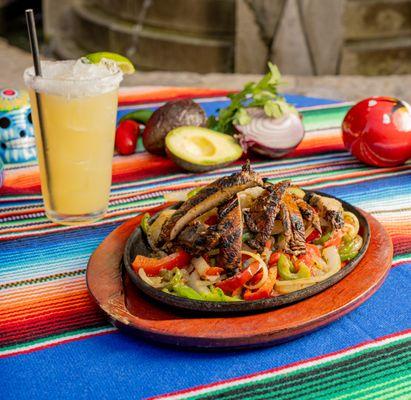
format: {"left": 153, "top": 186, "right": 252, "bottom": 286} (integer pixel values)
{"left": 244, "top": 267, "right": 277, "bottom": 301}
{"left": 248, "top": 270, "right": 263, "bottom": 286}
{"left": 216, "top": 261, "right": 260, "bottom": 294}
{"left": 268, "top": 251, "right": 282, "bottom": 266}
{"left": 306, "top": 229, "right": 321, "bottom": 243}
{"left": 205, "top": 267, "right": 224, "bottom": 276}
{"left": 132, "top": 249, "right": 191, "bottom": 277}
{"left": 324, "top": 229, "right": 343, "bottom": 248}
{"left": 241, "top": 253, "right": 252, "bottom": 263}
{"left": 307, "top": 243, "right": 321, "bottom": 257}
{"left": 297, "top": 244, "right": 321, "bottom": 268}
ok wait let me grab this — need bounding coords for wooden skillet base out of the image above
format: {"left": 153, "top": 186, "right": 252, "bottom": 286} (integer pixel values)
{"left": 86, "top": 209, "right": 392, "bottom": 349}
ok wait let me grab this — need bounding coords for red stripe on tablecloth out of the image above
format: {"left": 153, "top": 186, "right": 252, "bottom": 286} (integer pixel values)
{"left": 118, "top": 87, "right": 232, "bottom": 106}
{"left": 0, "top": 284, "right": 106, "bottom": 346}
{"left": 0, "top": 153, "right": 178, "bottom": 195}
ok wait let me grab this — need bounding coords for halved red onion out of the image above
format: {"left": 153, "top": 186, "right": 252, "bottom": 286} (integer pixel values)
{"left": 234, "top": 107, "right": 305, "bottom": 158}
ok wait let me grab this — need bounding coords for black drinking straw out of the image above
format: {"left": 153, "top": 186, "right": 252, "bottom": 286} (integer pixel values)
{"left": 25, "top": 9, "right": 54, "bottom": 208}
{"left": 25, "top": 9, "right": 42, "bottom": 76}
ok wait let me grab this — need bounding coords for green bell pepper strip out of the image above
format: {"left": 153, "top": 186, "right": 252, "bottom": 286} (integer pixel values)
{"left": 314, "top": 230, "right": 332, "bottom": 245}
{"left": 119, "top": 109, "right": 153, "bottom": 124}
{"left": 278, "top": 254, "right": 311, "bottom": 280}
{"left": 339, "top": 235, "right": 363, "bottom": 261}
{"left": 172, "top": 284, "right": 204, "bottom": 300}
{"left": 339, "top": 235, "right": 362, "bottom": 252}
{"left": 203, "top": 287, "right": 241, "bottom": 302}
{"left": 162, "top": 268, "right": 184, "bottom": 290}
{"left": 169, "top": 268, "right": 183, "bottom": 286}
{"left": 140, "top": 213, "right": 150, "bottom": 234}
{"left": 161, "top": 267, "right": 241, "bottom": 301}
{"left": 340, "top": 251, "right": 359, "bottom": 262}
{"left": 167, "top": 280, "right": 241, "bottom": 301}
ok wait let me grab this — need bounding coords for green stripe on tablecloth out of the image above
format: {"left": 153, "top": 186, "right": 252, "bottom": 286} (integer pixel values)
{"left": 199, "top": 347, "right": 409, "bottom": 400}
{"left": 0, "top": 325, "right": 114, "bottom": 356}
{"left": 300, "top": 105, "right": 351, "bottom": 131}
{"left": 180, "top": 336, "right": 411, "bottom": 400}
{"left": 393, "top": 254, "right": 411, "bottom": 264}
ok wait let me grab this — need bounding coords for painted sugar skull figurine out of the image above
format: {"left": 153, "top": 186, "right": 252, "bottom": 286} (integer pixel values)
{"left": 0, "top": 88, "right": 36, "bottom": 163}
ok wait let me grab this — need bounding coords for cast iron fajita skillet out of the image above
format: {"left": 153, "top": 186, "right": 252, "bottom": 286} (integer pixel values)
{"left": 123, "top": 191, "right": 370, "bottom": 313}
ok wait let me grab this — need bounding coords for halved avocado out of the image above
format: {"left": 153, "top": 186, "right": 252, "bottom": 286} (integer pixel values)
{"left": 165, "top": 127, "right": 243, "bottom": 172}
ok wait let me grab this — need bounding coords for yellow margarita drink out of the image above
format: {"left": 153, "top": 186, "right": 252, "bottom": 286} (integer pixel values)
{"left": 24, "top": 60, "right": 123, "bottom": 225}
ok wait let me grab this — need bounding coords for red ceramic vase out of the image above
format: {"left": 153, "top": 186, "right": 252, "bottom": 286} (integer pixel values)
{"left": 342, "top": 97, "right": 411, "bottom": 167}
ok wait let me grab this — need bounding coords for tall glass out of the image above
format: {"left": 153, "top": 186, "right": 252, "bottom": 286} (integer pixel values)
{"left": 24, "top": 60, "right": 122, "bottom": 225}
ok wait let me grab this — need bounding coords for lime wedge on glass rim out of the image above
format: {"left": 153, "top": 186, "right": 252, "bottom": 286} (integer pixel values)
{"left": 85, "top": 52, "right": 135, "bottom": 74}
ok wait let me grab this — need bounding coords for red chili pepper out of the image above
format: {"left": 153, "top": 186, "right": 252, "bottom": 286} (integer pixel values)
{"left": 268, "top": 251, "right": 282, "bottom": 266}
{"left": 244, "top": 268, "right": 277, "bottom": 301}
{"left": 115, "top": 120, "right": 140, "bottom": 155}
{"left": 306, "top": 229, "right": 321, "bottom": 243}
{"left": 132, "top": 249, "right": 191, "bottom": 277}
{"left": 324, "top": 230, "right": 343, "bottom": 248}
{"left": 216, "top": 261, "right": 260, "bottom": 294}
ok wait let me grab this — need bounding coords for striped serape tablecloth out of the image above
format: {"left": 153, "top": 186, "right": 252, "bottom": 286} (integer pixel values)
{"left": 0, "top": 87, "right": 410, "bottom": 400}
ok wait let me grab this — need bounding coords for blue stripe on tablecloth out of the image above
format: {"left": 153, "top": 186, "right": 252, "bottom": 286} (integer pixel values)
{"left": 1, "top": 264, "right": 409, "bottom": 400}
{"left": 116, "top": 94, "right": 341, "bottom": 121}
{"left": 0, "top": 223, "right": 117, "bottom": 281}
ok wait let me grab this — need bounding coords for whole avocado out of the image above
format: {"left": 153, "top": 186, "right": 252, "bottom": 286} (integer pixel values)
{"left": 142, "top": 99, "right": 207, "bottom": 155}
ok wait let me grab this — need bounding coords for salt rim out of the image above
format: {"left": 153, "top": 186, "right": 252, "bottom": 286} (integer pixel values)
{"left": 23, "top": 60, "right": 123, "bottom": 98}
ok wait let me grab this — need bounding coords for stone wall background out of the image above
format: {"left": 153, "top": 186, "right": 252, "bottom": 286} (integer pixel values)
{"left": 236, "top": 0, "right": 411, "bottom": 75}
{"left": 42, "top": 0, "right": 411, "bottom": 75}
{"left": 235, "top": 0, "right": 345, "bottom": 75}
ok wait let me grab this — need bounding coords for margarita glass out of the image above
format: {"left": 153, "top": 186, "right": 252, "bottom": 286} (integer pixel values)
{"left": 24, "top": 60, "right": 123, "bottom": 225}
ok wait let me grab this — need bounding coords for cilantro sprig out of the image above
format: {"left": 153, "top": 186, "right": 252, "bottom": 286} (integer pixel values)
{"left": 208, "top": 63, "right": 297, "bottom": 134}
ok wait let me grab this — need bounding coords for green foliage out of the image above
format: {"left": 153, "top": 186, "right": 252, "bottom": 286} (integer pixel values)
{"left": 207, "top": 63, "right": 297, "bottom": 134}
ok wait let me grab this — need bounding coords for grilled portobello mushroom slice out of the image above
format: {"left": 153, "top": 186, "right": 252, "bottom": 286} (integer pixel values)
{"left": 294, "top": 197, "right": 322, "bottom": 234}
{"left": 281, "top": 193, "right": 306, "bottom": 255}
{"left": 157, "top": 162, "right": 263, "bottom": 248}
{"left": 305, "top": 193, "right": 344, "bottom": 230}
{"left": 217, "top": 195, "right": 243, "bottom": 270}
{"left": 177, "top": 221, "right": 220, "bottom": 256}
{"left": 244, "top": 180, "right": 290, "bottom": 252}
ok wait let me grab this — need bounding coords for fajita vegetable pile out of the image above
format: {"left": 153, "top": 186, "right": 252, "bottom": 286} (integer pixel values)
{"left": 132, "top": 163, "right": 363, "bottom": 302}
